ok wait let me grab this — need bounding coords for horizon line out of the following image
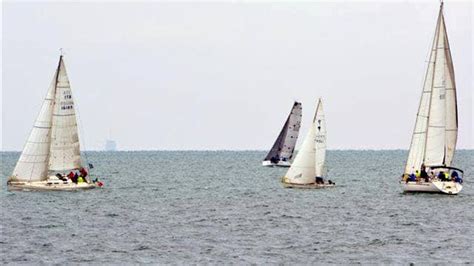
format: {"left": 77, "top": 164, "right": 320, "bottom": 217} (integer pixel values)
{"left": 1, "top": 148, "right": 473, "bottom": 152}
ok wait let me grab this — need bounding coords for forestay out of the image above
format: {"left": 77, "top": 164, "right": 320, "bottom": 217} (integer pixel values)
{"left": 264, "top": 102, "right": 302, "bottom": 161}
{"left": 405, "top": 3, "right": 457, "bottom": 173}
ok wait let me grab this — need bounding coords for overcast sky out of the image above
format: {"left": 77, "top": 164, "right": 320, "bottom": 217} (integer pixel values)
{"left": 1, "top": 1, "right": 472, "bottom": 151}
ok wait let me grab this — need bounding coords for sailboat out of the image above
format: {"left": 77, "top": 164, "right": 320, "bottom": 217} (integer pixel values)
{"left": 282, "top": 98, "right": 334, "bottom": 188}
{"left": 262, "top": 101, "right": 302, "bottom": 167}
{"left": 401, "top": 2, "right": 463, "bottom": 195}
{"left": 8, "top": 55, "right": 102, "bottom": 191}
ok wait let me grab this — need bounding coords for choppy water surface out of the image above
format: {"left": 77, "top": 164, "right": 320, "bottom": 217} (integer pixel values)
{"left": 1, "top": 150, "right": 473, "bottom": 264}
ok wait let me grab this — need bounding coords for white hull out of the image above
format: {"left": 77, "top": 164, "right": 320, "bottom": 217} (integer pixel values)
{"left": 262, "top": 160, "right": 291, "bottom": 167}
{"left": 8, "top": 179, "right": 98, "bottom": 191}
{"left": 401, "top": 181, "right": 462, "bottom": 195}
{"left": 281, "top": 178, "right": 335, "bottom": 189}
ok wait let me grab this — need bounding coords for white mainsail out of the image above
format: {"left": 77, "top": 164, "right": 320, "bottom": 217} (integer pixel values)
{"left": 405, "top": 3, "right": 457, "bottom": 173}
{"left": 48, "top": 57, "right": 82, "bottom": 171}
{"left": 264, "top": 102, "right": 302, "bottom": 162}
{"left": 314, "top": 99, "right": 327, "bottom": 178}
{"left": 441, "top": 15, "right": 458, "bottom": 167}
{"left": 285, "top": 99, "right": 326, "bottom": 184}
{"left": 10, "top": 56, "right": 83, "bottom": 182}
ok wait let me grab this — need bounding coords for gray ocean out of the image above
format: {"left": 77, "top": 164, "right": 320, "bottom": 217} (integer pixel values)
{"left": 1, "top": 150, "right": 473, "bottom": 264}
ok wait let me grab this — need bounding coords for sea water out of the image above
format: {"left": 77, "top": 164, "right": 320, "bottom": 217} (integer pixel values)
{"left": 1, "top": 150, "right": 473, "bottom": 264}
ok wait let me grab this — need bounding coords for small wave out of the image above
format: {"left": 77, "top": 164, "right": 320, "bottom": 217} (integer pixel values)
{"left": 134, "top": 245, "right": 151, "bottom": 251}
{"left": 400, "top": 222, "right": 418, "bottom": 226}
{"left": 11, "top": 256, "right": 29, "bottom": 262}
{"left": 37, "top": 224, "right": 62, "bottom": 229}
{"left": 368, "top": 239, "right": 385, "bottom": 246}
{"left": 111, "top": 250, "right": 128, "bottom": 254}
{"left": 281, "top": 214, "right": 302, "bottom": 219}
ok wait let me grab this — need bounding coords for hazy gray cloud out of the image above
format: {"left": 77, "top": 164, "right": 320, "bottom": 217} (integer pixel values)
{"left": 2, "top": 1, "right": 472, "bottom": 151}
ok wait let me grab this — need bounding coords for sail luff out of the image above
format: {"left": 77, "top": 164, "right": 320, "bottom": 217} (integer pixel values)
{"left": 404, "top": 6, "right": 443, "bottom": 173}
{"left": 48, "top": 56, "right": 82, "bottom": 172}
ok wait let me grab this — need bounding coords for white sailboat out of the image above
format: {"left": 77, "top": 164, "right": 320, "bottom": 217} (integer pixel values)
{"left": 401, "top": 2, "right": 463, "bottom": 195}
{"left": 262, "top": 101, "right": 302, "bottom": 167}
{"left": 8, "top": 55, "right": 102, "bottom": 191}
{"left": 282, "top": 98, "right": 334, "bottom": 188}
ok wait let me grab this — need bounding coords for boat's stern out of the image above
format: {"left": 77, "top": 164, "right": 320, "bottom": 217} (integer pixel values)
{"left": 432, "top": 181, "right": 462, "bottom": 195}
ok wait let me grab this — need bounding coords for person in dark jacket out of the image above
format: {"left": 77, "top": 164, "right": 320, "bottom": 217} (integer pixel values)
{"left": 270, "top": 156, "right": 278, "bottom": 164}
{"left": 315, "top": 176, "right": 324, "bottom": 184}
{"left": 452, "top": 171, "right": 462, "bottom": 184}
{"left": 72, "top": 172, "right": 79, "bottom": 184}
{"left": 438, "top": 171, "right": 446, "bottom": 181}
{"left": 420, "top": 167, "right": 429, "bottom": 182}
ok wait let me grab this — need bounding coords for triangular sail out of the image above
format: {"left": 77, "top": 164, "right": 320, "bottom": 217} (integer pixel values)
{"left": 264, "top": 102, "right": 302, "bottom": 161}
{"left": 48, "top": 56, "right": 82, "bottom": 172}
{"left": 314, "top": 99, "right": 327, "bottom": 178}
{"left": 441, "top": 14, "right": 458, "bottom": 166}
{"left": 9, "top": 74, "right": 57, "bottom": 182}
{"left": 405, "top": 3, "right": 457, "bottom": 173}
{"left": 284, "top": 100, "right": 320, "bottom": 184}
{"left": 424, "top": 7, "right": 448, "bottom": 166}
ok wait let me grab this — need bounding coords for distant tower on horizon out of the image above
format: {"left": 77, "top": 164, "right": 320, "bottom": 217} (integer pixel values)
{"left": 105, "top": 139, "right": 117, "bottom": 151}
{"left": 105, "top": 128, "right": 117, "bottom": 151}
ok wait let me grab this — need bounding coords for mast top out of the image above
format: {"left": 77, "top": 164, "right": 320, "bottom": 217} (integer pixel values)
{"left": 59, "top": 48, "right": 65, "bottom": 59}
